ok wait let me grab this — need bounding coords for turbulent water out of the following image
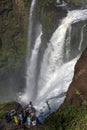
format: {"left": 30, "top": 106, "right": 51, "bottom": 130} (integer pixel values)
{"left": 19, "top": 0, "right": 87, "bottom": 121}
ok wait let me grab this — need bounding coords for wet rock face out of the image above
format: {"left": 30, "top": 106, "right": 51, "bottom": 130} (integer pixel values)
{"left": 64, "top": 47, "right": 87, "bottom": 106}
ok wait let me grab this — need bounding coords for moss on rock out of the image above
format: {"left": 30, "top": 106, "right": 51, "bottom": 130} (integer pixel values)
{"left": 0, "top": 0, "right": 31, "bottom": 75}
{"left": 44, "top": 11, "right": 57, "bottom": 39}
{"left": 37, "top": 0, "right": 56, "bottom": 18}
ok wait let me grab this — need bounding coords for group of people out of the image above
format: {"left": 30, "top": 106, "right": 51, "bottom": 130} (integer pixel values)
{"left": 5, "top": 101, "right": 37, "bottom": 128}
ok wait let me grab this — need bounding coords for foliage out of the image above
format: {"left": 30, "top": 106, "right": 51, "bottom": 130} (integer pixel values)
{"left": 0, "top": 0, "right": 28, "bottom": 75}
{"left": 75, "top": 89, "right": 87, "bottom": 106}
{"left": 44, "top": 90, "right": 87, "bottom": 129}
{"left": 44, "top": 106, "right": 87, "bottom": 130}
{"left": 37, "top": 0, "right": 56, "bottom": 17}
{"left": 0, "top": 101, "right": 16, "bottom": 119}
{"left": 65, "top": 0, "right": 87, "bottom": 6}
{"left": 76, "top": 0, "right": 87, "bottom": 6}
{"left": 23, "top": 0, "right": 31, "bottom": 8}
{"left": 44, "top": 11, "right": 55, "bottom": 39}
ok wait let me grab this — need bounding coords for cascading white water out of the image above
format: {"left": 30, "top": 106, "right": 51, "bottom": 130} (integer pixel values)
{"left": 20, "top": 25, "right": 42, "bottom": 103}
{"left": 26, "top": 0, "right": 37, "bottom": 98}
{"left": 20, "top": 8, "right": 87, "bottom": 121}
{"left": 26, "top": 28, "right": 42, "bottom": 101}
{"left": 19, "top": 0, "right": 42, "bottom": 103}
{"left": 79, "top": 24, "right": 87, "bottom": 51}
{"left": 34, "top": 9, "right": 87, "bottom": 120}
{"left": 37, "top": 10, "right": 87, "bottom": 96}
{"left": 56, "top": 0, "right": 67, "bottom": 7}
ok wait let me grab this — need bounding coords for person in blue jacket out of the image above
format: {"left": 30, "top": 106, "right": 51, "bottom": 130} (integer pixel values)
{"left": 18, "top": 111, "right": 24, "bottom": 125}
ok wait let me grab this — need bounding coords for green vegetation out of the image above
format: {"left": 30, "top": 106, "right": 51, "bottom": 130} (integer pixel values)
{"left": 44, "top": 11, "right": 56, "bottom": 39}
{"left": 65, "top": 0, "right": 87, "bottom": 6}
{"left": 76, "top": 0, "right": 87, "bottom": 6}
{"left": 36, "top": 0, "right": 58, "bottom": 40}
{"left": 37, "top": 0, "right": 56, "bottom": 17}
{"left": 44, "top": 106, "right": 87, "bottom": 130}
{"left": 0, "top": 18, "right": 26, "bottom": 72}
{"left": 0, "top": 101, "right": 16, "bottom": 119}
{"left": 44, "top": 90, "right": 87, "bottom": 130}
{"left": 23, "top": 0, "right": 31, "bottom": 8}
{"left": 38, "top": 0, "right": 56, "bottom": 7}
{"left": 0, "top": 0, "right": 29, "bottom": 74}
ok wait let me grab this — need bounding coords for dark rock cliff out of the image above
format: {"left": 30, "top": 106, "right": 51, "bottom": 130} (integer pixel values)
{"left": 64, "top": 47, "right": 87, "bottom": 106}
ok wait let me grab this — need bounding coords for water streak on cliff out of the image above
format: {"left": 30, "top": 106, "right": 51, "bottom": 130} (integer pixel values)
{"left": 79, "top": 24, "right": 87, "bottom": 51}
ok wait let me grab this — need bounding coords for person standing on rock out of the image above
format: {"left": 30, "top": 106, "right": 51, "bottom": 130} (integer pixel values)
{"left": 27, "top": 114, "right": 31, "bottom": 127}
{"left": 18, "top": 111, "right": 24, "bottom": 125}
{"left": 14, "top": 113, "right": 19, "bottom": 126}
{"left": 28, "top": 101, "right": 33, "bottom": 108}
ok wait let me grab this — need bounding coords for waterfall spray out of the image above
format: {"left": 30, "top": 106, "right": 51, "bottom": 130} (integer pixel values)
{"left": 26, "top": 25, "right": 42, "bottom": 102}
{"left": 20, "top": 25, "right": 42, "bottom": 103}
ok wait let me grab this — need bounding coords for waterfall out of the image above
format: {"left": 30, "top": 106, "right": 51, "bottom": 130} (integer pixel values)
{"left": 37, "top": 10, "right": 87, "bottom": 96}
{"left": 19, "top": 7, "right": 87, "bottom": 121}
{"left": 34, "top": 9, "right": 87, "bottom": 120}
{"left": 20, "top": 25, "right": 42, "bottom": 103}
{"left": 25, "top": 0, "right": 37, "bottom": 102}
{"left": 19, "top": 0, "right": 42, "bottom": 103}
{"left": 26, "top": 25, "right": 42, "bottom": 102}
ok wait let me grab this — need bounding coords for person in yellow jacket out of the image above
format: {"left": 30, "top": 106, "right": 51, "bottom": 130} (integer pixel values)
{"left": 14, "top": 114, "right": 19, "bottom": 125}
